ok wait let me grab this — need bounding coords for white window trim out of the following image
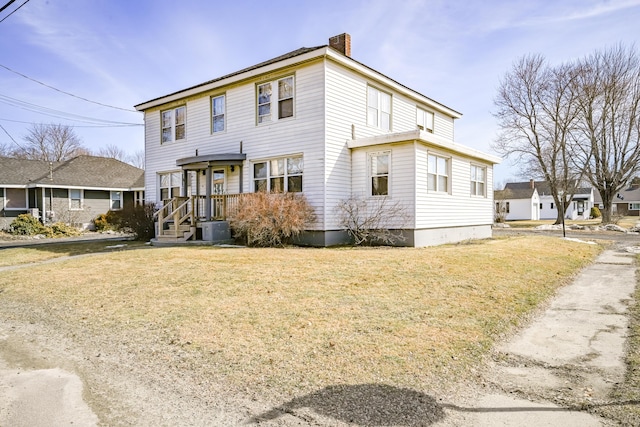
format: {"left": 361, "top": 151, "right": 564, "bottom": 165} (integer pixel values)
{"left": 3, "top": 187, "right": 28, "bottom": 210}
{"left": 159, "top": 171, "right": 183, "bottom": 201}
{"left": 417, "top": 107, "right": 434, "bottom": 133}
{"left": 69, "top": 188, "right": 84, "bottom": 211}
{"left": 367, "top": 85, "right": 392, "bottom": 131}
{"left": 368, "top": 151, "right": 391, "bottom": 197}
{"left": 252, "top": 155, "right": 303, "bottom": 193}
{"left": 629, "top": 203, "right": 640, "bottom": 210}
{"left": 427, "top": 153, "right": 450, "bottom": 193}
{"left": 470, "top": 164, "right": 487, "bottom": 197}
{"left": 211, "top": 94, "right": 226, "bottom": 134}
{"left": 110, "top": 191, "right": 123, "bottom": 211}
{"left": 256, "top": 75, "right": 295, "bottom": 125}
{"left": 161, "top": 105, "right": 186, "bottom": 143}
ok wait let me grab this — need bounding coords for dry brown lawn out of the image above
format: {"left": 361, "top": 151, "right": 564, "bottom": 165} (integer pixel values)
{"left": 0, "top": 236, "right": 602, "bottom": 395}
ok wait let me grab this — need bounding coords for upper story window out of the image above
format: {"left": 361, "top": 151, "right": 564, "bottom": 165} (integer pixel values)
{"left": 370, "top": 151, "right": 390, "bottom": 196}
{"left": 159, "top": 172, "right": 182, "bottom": 201}
{"left": 367, "top": 86, "right": 391, "bottom": 131}
{"left": 4, "top": 188, "right": 27, "bottom": 210}
{"left": 253, "top": 155, "right": 303, "bottom": 193}
{"left": 161, "top": 106, "right": 186, "bottom": 143}
{"left": 417, "top": 108, "right": 434, "bottom": 133}
{"left": 211, "top": 95, "right": 225, "bottom": 133}
{"left": 110, "top": 191, "right": 122, "bottom": 210}
{"left": 69, "top": 189, "right": 83, "bottom": 210}
{"left": 257, "top": 76, "right": 295, "bottom": 124}
{"left": 470, "top": 165, "right": 486, "bottom": 197}
{"left": 428, "top": 154, "right": 449, "bottom": 193}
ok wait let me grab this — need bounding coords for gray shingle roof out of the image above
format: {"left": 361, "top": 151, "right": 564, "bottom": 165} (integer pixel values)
{"left": 504, "top": 180, "right": 591, "bottom": 198}
{"left": 0, "top": 155, "right": 144, "bottom": 189}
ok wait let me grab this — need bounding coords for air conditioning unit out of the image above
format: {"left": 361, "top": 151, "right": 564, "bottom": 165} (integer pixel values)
{"left": 28, "top": 208, "right": 39, "bottom": 218}
{"left": 46, "top": 210, "right": 55, "bottom": 220}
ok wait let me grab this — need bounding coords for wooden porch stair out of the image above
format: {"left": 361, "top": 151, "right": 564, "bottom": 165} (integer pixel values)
{"left": 154, "top": 196, "right": 197, "bottom": 243}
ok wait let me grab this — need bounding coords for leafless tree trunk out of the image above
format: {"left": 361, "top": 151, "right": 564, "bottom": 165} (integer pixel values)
{"left": 573, "top": 45, "right": 640, "bottom": 224}
{"left": 493, "top": 55, "right": 586, "bottom": 225}
{"left": 128, "top": 149, "right": 145, "bottom": 169}
{"left": 15, "top": 124, "right": 88, "bottom": 162}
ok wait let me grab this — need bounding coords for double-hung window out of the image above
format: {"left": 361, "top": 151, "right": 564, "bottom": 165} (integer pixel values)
{"left": 417, "top": 108, "right": 434, "bottom": 132}
{"left": 253, "top": 156, "right": 303, "bottom": 193}
{"left": 370, "top": 152, "right": 390, "bottom": 196}
{"left": 161, "top": 106, "right": 186, "bottom": 143}
{"left": 257, "top": 76, "right": 295, "bottom": 124}
{"left": 4, "top": 188, "right": 27, "bottom": 209}
{"left": 367, "top": 86, "right": 391, "bottom": 131}
{"left": 470, "top": 165, "right": 486, "bottom": 196}
{"left": 211, "top": 95, "right": 225, "bottom": 133}
{"left": 110, "top": 191, "right": 122, "bottom": 210}
{"left": 428, "top": 154, "right": 449, "bottom": 192}
{"left": 159, "top": 172, "right": 182, "bottom": 201}
{"left": 69, "top": 189, "right": 83, "bottom": 210}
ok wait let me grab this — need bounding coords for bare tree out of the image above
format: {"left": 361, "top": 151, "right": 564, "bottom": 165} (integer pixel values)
{"left": 95, "top": 144, "right": 128, "bottom": 162}
{"left": 336, "top": 194, "right": 410, "bottom": 245}
{"left": 573, "top": 45, "right": 640, "bottom": 223}
{"left": 493, "top": 55, "right": 586, "bottom": 224}
{"left": 0, "top": 142, "right": 13, "bottom": 157}
{"left": 128, "top": 149, "right": 145, "bottom": 169}
{"left": 15, "top": 124, "right": 88, "bottom": 162}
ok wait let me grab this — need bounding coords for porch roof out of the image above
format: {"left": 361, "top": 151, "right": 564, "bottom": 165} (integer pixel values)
{"left": 176, "top": 153, "right": 246, "bottom": 170}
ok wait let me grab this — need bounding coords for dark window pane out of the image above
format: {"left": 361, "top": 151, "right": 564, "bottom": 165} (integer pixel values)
{"left": 270, "top": 177, "right": 284, "bottom": 193}
{"left": 213, "top": 115, "right": 224, "bottom": 132}
{"left": 254, "top": 162, "right": 267, "bottom": 179}
{"left": 279, "top": 98, "right": 293, "bottom": 118}
{"left": 372, "top": 176, "right": 388, "bottom": 196}
{"left": 288, "top": 176, "right": 302, "bottom": 192}
{"left": 175, "top": 124, "right": 185, "bottom": 140}
{"left": 254, "top": 179, "right": 267, "bottom": 192}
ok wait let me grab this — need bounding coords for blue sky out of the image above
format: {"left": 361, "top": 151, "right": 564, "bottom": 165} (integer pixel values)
{"left": 0, "top": 0, "right": 639, "bottom": 184}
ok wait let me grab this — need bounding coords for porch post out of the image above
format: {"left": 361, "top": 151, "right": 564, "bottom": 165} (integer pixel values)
{"left": 205, "top": 167, "right": 212, "bottom": 219}
{"left": 181, "top": 170, "right": 188, "bottom": 197}
{"left": 239, "top": 165, "right": 243, "bottom": 193}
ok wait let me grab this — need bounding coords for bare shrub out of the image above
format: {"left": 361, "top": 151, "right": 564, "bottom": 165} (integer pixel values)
{"left": 228, "top": 193, "right": 316, "bottom": 247}
{"left": 107, "top": 203, "right": 156, "bottom": 241}
{"left": 336, "top": 195, "right": 410, "bottom": 246}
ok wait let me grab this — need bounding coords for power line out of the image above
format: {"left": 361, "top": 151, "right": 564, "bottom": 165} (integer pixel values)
{"left": 0, "top": 0, "right": 29, "bottom": 23}
{"left": 0, "top": 93, "right": 143, "bottom": 126}
{"left": 0, "top": 63, "right": 138, "bottom": 112}
{"left": 0, "top": 122, "right": 25, "bottom": 150}
{"left": 0, "top": 117, "right": 142, "bottom": 128}
{"left": 0, "top": 0, "right": 17, "bottom": 15}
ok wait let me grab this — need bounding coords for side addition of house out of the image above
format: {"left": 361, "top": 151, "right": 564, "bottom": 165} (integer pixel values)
{"left": 135, "top": 34, "right": 501, "bottom": 247}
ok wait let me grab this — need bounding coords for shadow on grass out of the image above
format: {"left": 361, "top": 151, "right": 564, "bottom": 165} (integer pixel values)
{"left": 247, "top": 383, "right": 445, "bottom": 426}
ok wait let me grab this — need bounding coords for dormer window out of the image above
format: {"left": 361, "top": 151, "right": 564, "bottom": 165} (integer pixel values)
{"left": 417, "top": 108, "right": 434, "bottom": 133}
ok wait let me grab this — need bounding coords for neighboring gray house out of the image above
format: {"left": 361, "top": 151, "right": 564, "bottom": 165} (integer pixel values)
{"left": 136, "top": 33, "right": 501, "bottom": 246}
{"left": 0, "top": 155, "right": 145, "bottom": 229}
{"left": 594, "top": 183, "right": 640, "bottom": 216}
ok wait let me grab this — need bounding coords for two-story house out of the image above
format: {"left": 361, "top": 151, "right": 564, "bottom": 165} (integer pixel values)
{"left": 135, "top": 34, "right": 500, "bottom": 246}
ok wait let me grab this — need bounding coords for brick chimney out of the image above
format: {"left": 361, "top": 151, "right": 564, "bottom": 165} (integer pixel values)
{"left": 530, "top": 179, "right": 535, "bottom": 189}
{"left": 329, "top": 33, "right": 351, "bottom": 57}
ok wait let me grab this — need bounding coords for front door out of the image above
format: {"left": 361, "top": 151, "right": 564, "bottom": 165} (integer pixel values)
{"left": 212, "top": 169, "right": 225, "bottom": 219}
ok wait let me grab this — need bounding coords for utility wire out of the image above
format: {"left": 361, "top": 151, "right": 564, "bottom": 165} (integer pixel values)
{"left": 0, "top": 93, "right": 143, "bottom": 126}
{"left": 0, "top": 63, "right": 138, "bottom": 112}
{"left": 0, "top": 0, "right": 17, "bottom": 15}
{"left": 0, "top": 122, "right": 25, "bottom": 149}
{"left": 0, "top": 0, "right": 29, "bottom": 23}
{"left": 0, "top": 117, "right": 142, "bottom": 128}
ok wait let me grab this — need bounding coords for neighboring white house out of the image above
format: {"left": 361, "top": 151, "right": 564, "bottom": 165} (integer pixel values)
{"left": 497, "top": 180, "right": 594, "bottom": 221}
{"left": 135, "top": 34, "right": 501, "bottom": 247}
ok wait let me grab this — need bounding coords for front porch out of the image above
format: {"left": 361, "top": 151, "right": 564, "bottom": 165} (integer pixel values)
{"left": 153, "top": 153, "right": 247, "bottom": 244}
{"left": 153, "top": 194, "right": 246, "bottom": 243}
